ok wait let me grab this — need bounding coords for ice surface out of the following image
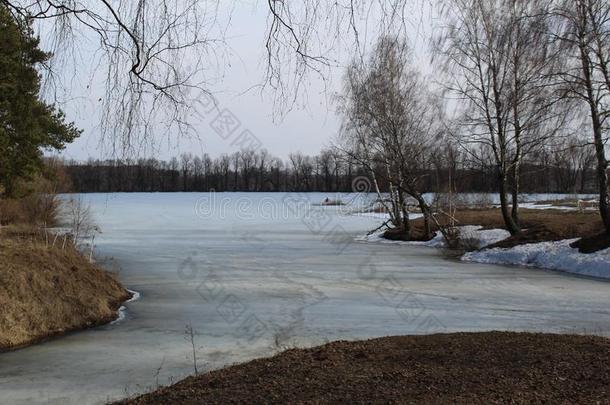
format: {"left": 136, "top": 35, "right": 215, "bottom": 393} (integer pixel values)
{"left": 1, "top": 192, "right": 609, "bottom": 405}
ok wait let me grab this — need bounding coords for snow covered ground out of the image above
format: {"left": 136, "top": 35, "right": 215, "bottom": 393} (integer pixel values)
{"left": 350, "top": 211, "right": 403, "bottom": 220}
{"left": 517, "top": 202, "right": 577, "bottom": 211}
{"left": 504, "top": 202, "right": 598, "bottom": 212}
{"left": 463, "top": 240, "right": 610, "bottom": 280}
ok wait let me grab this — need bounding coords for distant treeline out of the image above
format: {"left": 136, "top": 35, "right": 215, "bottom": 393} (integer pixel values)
{"left": 64, "top": 148, "right": 598, "bottom": 194}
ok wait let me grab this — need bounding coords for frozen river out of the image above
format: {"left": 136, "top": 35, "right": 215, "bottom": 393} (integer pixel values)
{"left": 1, "top": 192, "right": 609, "bottom": 404}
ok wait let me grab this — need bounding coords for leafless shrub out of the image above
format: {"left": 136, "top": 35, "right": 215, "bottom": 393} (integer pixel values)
{"left": 442, "top": 226, "right": 462, "bottom": 250}
{"left": 272, "top": 328, "right": 296, "bottom": 353}
{"left": 0, "top": 199, "right": 23, "bottom": 225}
{"left": 154, "top": 356, "right": 166, "bottom": 389}
{"left": 20, "top": 192, "right": 60, "bottom": 227}
{"left": 185, "top": 323, "right": 199, "bottom": 375}
{"left": 60, "top": 196, "right": 98, "bottom": 247}
{"left": 0, "top": 175, "right": 61, "bottom": 227}
{"left": 433, "top": 193, "right": 469, "bottom": 211}
{"left": 442, "top": 226, "right": 480, "bottom": 254}
{"left": 469, "top": 194, "right": 494, "bottom": 209}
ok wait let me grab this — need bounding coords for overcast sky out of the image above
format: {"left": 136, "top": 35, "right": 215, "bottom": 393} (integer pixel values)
{"left": 44, "top": 1, "right": 433, "bottom": 161}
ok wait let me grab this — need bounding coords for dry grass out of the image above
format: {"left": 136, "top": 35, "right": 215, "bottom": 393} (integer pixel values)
{"left": 533, "top": 199, "right": 582, "bottom": 207}
{"left": 444, "top": 208, "right": 600, "bottom": 236}
{"left": 0, "top": 198, "right": 26, "bottom": 225}
{"left": 0, "top": 226, "right": 130, "bottom": 351}
{"left": 409, "top": 208, "right": 604, "bottom": 243}
{"left": 0, "top": 195, "right": 60, "bottom": 227}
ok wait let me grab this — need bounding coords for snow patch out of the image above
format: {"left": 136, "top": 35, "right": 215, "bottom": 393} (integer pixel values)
{"left": 517, "top": 202, "right": 586, "bottom": 211}
{"left": 357, "top": 225, "right": 510, "bottom": 249}
{"left": 463, "top": 240, "right": 610, "bottom": 279}
{"left": 351, "top": 212, "right": 393, "bottom": 220}
{"left": 125, "top": 289, "right": 141, "bottom": 303}
{"left": 351, "top": 212, "right": 424, "bottom": 220}
{"left": 111, "top": 289, "right": 141, "bottom": 325}
{"left": 458, "top": 226, "right": 512, "bottom": 249}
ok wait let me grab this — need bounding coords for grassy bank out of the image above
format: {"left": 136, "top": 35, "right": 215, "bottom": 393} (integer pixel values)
{"left": 0, "top": 225, "right": 131, "bottom": 351}
{"left": 117, "top": 331, "right": 610, "bottom": 404}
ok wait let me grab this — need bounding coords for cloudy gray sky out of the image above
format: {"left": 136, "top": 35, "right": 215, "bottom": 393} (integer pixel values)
{"left": 44, "top": 1, "right": 433, "bottom": 161}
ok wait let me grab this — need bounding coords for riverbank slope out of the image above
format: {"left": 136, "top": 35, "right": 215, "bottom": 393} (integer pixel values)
{"left": 0, "top": 226, "right": 131, "bottom": 351}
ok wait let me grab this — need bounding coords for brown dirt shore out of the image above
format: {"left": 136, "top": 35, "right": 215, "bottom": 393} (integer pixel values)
{"left": 117, "top": 331, "right": 610, "bottom": 404}
{"left": 399, "top": 208, "right": 607, "bottom": 251}
{"left": 0, "top": 226, "right": 131, "bottom": 352}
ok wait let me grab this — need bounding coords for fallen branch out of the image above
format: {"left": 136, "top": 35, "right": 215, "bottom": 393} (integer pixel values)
{"left": 367, "top": 219, "right": 391, "bottom": 236}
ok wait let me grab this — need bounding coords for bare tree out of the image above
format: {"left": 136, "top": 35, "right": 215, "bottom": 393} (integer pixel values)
{"left": 548, "top": 127, "right": 597, "bottom": 193}
{"left": 551, "top": 0, "right": 610, "bottom": 234}
{"left": 0, "top": 1, "right": 435, "bottom": 161}
{"left": 263, "top": 0, "right": 419, "bottom": 113}
{"left": 1, "top": 0, "right": 226, "bottom": 156}
{"left": 340, "top": 36, "right": 441, "bottom": 239}
{"left": 435, "top": 0, "right": 564, "bottom": 234}
{"left": 180, "top": 153, "right": 192, "bottom": 192}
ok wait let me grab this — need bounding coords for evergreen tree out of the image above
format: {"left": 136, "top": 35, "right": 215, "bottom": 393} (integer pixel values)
{"left": 0, "top": 5, "right": 80, "bottom": 196}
